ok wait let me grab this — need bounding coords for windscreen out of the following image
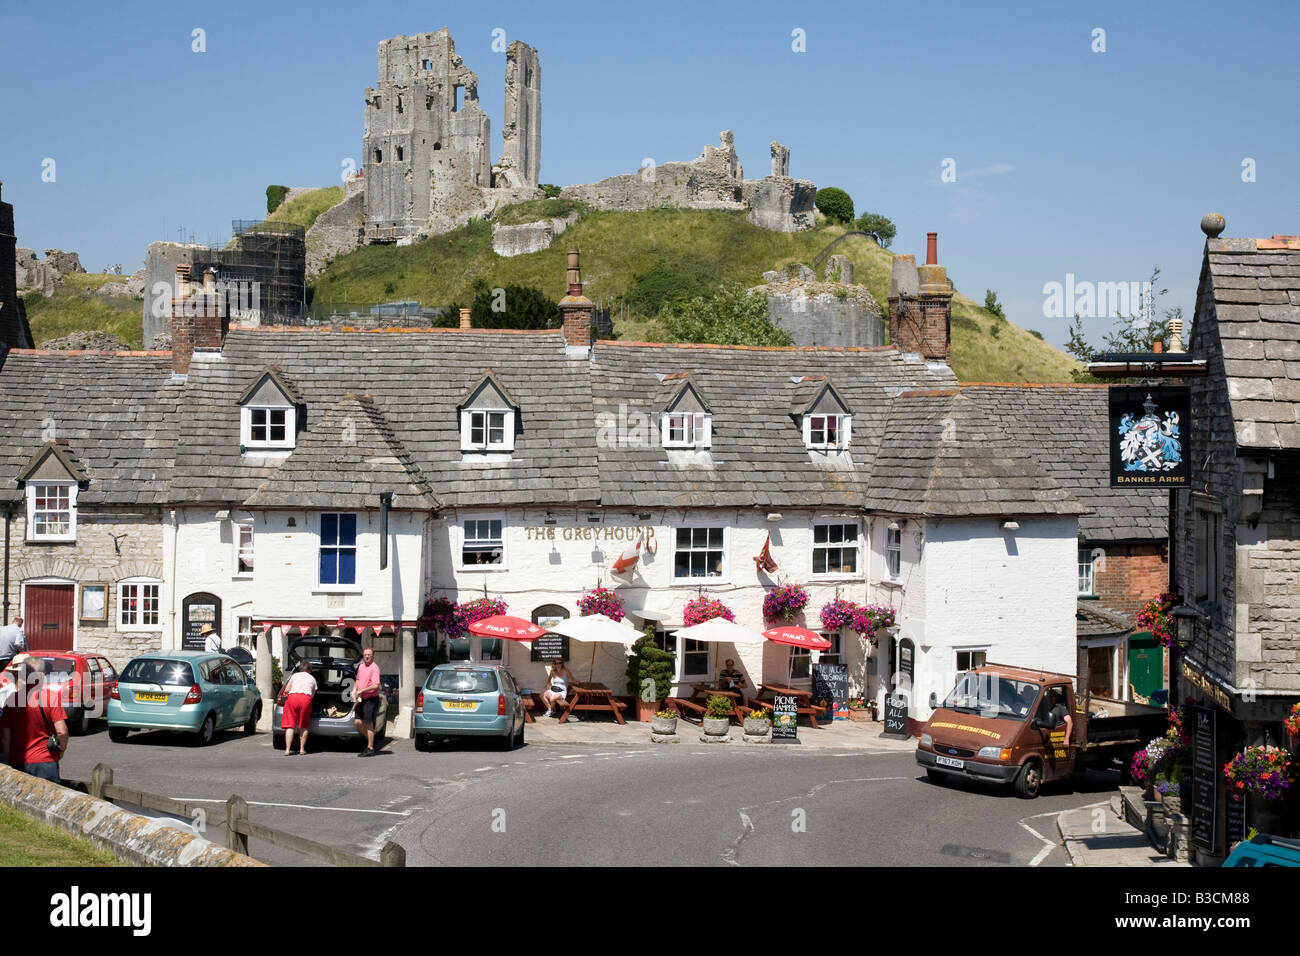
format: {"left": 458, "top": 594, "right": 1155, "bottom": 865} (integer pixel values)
{"left": 30, "top": 657, "right": 76, "bottom": 682}
{"left": 120, "top": 659, "right": 195, "bottom": 687}
{"left": 942, "top": 673, "right": 1040, "bottom": 720}
{"left": 427, "top": 669, "right": 499, "bottom": 694}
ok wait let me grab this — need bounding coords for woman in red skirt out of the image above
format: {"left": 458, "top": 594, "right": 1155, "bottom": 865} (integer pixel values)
{"left": 281, "top": 660, "right": 317, "bottom": 755}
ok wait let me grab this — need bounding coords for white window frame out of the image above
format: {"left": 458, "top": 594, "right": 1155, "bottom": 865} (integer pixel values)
{"left": 234, "top": 519, "right": 254, "bottom": 577}
{"left": 241, "top": 405, "right": 296, "bottom": 451}
{"left": 819, "top": 631, "right": 843, "bottom": 667}
{"left": 803, "top": 413, "right": 851, "bottom": 451}
{"left": 661, "top": 412, "right": 712, "bottom": 450}
{"left": 236, "top": 614, "right": 254, "bottom": 652}
{"left": 885, "top": 526, "right": 902, "bottom": 581}
{"left": 1078, "top": 548, "right": 1095, "bottom": 596}
{"left": 810, "top": 519, "right": 862, "bottom": 579}
{"left": 117, "top": 578, "right": 163, "bottom": 632}
{"left": 671, "top": 525, "right": 729, "bottom": 583}
{"left": 25, "top": 481, "right": 77, "bottom": 542}
{"left": 788, "top": 645, "right": 812, "bottom": 684}
{"left": 460, "top": 409, "right": 515, "bottom": 452}
{"left": 460, "top": 515, "right": 506, "bottom": 570}
{"left": 1194, "top": 505, "right": 1219, "bottom": 604}
{"left": 955, "top": 647, "right": 988, "bottom": 677}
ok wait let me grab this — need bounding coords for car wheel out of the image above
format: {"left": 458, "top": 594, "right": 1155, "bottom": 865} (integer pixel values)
{"left": 273, "top": 733, "right": 285, "bottom": 751}
{"left": 1014, "top": 760, "right": 1043, "bottom": 799}
{"left": 243, "top": 704, "right": 261, "bottom": 735}
{"left": 414, "top": 734, "right": 431, "bottom": 753}
{"left": 194, "top": 713, "right": 216, "bottom": 747}
{"left": 514, "top": 720, "right": 525, "bottom": 748}
{"left": 499, "top": 725, "right": 518, "bottom": 751}
{"left": 108, "top": 726, "right": 129, "bottom": 744}
{"left": 70, "top": 707, "right": 90, "bottom": 736}
{"left": 925, "top": 768, "right": 948, "bottom": 785}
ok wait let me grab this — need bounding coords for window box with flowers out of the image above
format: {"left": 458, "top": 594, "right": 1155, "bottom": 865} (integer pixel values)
{"left": 762, "top": 584, "right": 809, "bottom": 624}
{"left": 576, "top": 587, "right": 625, "bottom": 621}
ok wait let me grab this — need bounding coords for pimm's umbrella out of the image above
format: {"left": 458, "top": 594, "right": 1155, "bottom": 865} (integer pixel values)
{"left": 467, "top": 615, "right": 546, "bottom": 641}
{"left": 761, "top": 626, "right": 832, "bottom": 651}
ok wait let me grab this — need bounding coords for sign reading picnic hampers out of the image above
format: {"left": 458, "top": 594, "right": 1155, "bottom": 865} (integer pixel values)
{"left": 772, "top": 694, "right": 799, "bottom": 741}
{"left": 1108, "top": 386, "right": 1190, "bottom": 488}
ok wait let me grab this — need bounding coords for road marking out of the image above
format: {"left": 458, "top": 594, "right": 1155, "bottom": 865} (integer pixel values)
{"left": 175, "top": 798, "right": 411, "bottom": 817}
{"left": 559, "top": 754, "right": 584, "bottom": 759}
{"left": 473, "top": 766, "right": 493, "bottom": 772}
{"left": 1018, "top": 801, "right": 1107, "bottom": 866}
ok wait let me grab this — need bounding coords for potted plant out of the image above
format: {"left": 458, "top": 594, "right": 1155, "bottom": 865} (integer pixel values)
{"left": 651, "top": 708, "right": 678, "bottom": 735}
{"left": 848, "top": 698, "right": 872, "bottom": 722}
{"left": 703, "top": 694, "right": 733, "bottom": 737}
{"left": 743, "top": 708, "right": 771, "bottom": 737}
{"left": 627, "top": 626, "right": 676, "bottom": 722}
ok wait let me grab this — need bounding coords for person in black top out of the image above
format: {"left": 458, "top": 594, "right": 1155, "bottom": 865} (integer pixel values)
{"left": 718, "top": 659, "right": 746, "bottom": 695}
{"left": 1044, "top": 689, "right": 1073, "bottom": 748}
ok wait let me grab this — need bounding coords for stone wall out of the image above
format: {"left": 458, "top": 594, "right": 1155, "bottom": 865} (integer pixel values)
{"left": 305, "top": 189, "right": 364, "bottom": 279}
{"left": 491, "top": 211, "right": 576, "bottom": 258}
{"left": 765, "top": 289, "right": 885, "bottom": 347}
{"left": 142, "top": 241, "right": 205, "bottom": 348}
{"left": 746, "top": 176, "right": 816, "bottom": 232}
{"left": 496, "top": 41, "right": 541, "bottom": 189}
{"left": 1235, "top": 474, "right": 1300, "bottom": 696}
{"left": 5, "top": 508, "right": 167, "bottom": 666}
{"left": 562, "top": 131, "right": 746, "bottom": 213}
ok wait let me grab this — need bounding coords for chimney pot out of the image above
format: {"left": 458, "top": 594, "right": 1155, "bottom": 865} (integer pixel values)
{"left": 1168, "top": 317, "right": 1185, "bottom": 354}
{"left": 175, "top": 263, "right": 191, "bottom": 301}
{"left": 565, "top": 247, "right": 583, "bottom": 297}
{"left": 459, "top": 307, "right": 472, "bottom": 330}
{"left": 926, "top": 232, "right": 938, "bottom": 266}
{"left": 202, "top": 267, "right": 216, "bottom": 294}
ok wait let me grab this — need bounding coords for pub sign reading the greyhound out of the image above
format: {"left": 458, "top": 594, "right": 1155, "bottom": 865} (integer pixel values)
{"left": 1109, "top": 386, "right": 1189, "bottom": 488}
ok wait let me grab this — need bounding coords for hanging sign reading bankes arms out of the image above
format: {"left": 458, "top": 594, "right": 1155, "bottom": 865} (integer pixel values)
{"left": 1109, "top": 386, "right": 1190, "bottom": 488}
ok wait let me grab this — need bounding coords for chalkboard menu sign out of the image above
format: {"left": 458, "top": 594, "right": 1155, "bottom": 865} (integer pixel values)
{"left": 883, "top": 695, "right": 909, "bottom": 738}
{"left": 1191, "top": 705, "right": 1217, "bottom": 853}
{"left": 182, "top": 592, "right": 221, "bottom": 651}
{"left": 771, "top": 694, "right": 799, "bottom": 742}
{"left": 1226, "top": 792, "right": 1246, "bottom": 850}
{"left": 529, "top": 633, "right": 570, "bottom": 662}
{"left": 812, "top": 664, "right": 849, "bottom": 721}
{"left": 899, "top": 639, "right": 915, "bottom": 691}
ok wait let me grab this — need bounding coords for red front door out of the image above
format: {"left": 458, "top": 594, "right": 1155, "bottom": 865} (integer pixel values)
{"left": 25, "top": 584, "right": 74, "bottom": 651}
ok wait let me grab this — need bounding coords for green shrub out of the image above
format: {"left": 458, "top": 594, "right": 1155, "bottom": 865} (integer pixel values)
{"left": 470, "top": 283, "right": 561, "bottom": 329}
{"left": 541, "top": 183, "right": 562, "bottom": 198}
{"left": 854, "top": 212, "right": 896, "bottom": 248}
{"left": 627, "top": 630, "right": 676, "bottom": 701}
{"left": 814, "top": 187, "right": 854, "bottom": 224}
{"left": 266, "top": 185, "right": 289, "bottom": 214}
{"left": 706, "top": 695, "right": 734, "bottom": 719}
{"left": 658, "top": 285, "right": 793, "bottom": 347}
{"left": 984, "top": 289, "right": 1007, "bottom": 321}
{"left": 990, "top": 322, "right": 1001, "bottom": 338}
{"left": 622, "top": 253, "right": 721, "bottom": 316}
{"left": 1028, "top": 329, "right": 1044, "bottom": 340}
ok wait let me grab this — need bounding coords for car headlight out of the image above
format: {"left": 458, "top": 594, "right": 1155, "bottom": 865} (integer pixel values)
{"left": 920, "top": 733, "right": 933, "bottom": 747}
{"left": 978, "top": 745, "right": 1012, "bottom": 759}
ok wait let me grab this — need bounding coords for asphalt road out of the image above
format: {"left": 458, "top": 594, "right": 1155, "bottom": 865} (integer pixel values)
{"left": 58, "top": 725, "right": 1120, "bottom": 867}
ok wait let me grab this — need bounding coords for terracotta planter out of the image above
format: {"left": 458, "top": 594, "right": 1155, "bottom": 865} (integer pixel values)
{"left": 651, "top": 715, "right": 677, "bottom": 735}
{"left": 848, "top": 709, "right": 872, "bottom": 722}
{"left": 703, "top": 717, "right": 730, "bottom": 737}
{"left": 743, "top": 717, "right": 770, "bottom": 736}
{"left": 635, "top": 698, "right": 660, "bottom": 722}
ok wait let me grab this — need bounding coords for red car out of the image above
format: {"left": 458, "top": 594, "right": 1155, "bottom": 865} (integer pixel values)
{"left": 15, "top": 651, "right": 121, "bottom": 734}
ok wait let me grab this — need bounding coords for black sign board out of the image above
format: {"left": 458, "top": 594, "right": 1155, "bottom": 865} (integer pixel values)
{"left": 771, "top": 694, "right": 799, "bottom": 742}
{"left": 882, "top": 696, "right": 909, "bottom": 738}
{"left": 181, "top": 592, "right": 221, "bottom": 651}
{"left": 529, "top": 633, "right": 570, "bottom": 662}
{"left": 1109, "top": 386, "right": 1190, "bottom": 488}
{"left": 812, "top": 664, "right": 849, "bottom": 721}
{"left": 1191, "top": 705, "right": 1218, "bottom": 853}
{"left": 899, "top": 638, "right": 915, "bottom": 691}
{"left": 1226, "top": 792, "right": 1246, "bottom": 850}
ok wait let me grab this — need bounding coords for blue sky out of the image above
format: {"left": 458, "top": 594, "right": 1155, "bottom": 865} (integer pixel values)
{"left": 2, "top": 0, "right": 1297, "bottom": 349}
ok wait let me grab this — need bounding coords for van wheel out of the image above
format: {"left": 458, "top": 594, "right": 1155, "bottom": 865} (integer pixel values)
{"left": 108, "top": 727, "right": 129, "bottom": 744}
{"left": 925, "top": 768, "right": 948, "bottom": 785}
{"left": 1015, "top": 760, "right": 1043, "bottom": 799}
{"left": 194, "top": 714, "right": 216, "bottom": 747}
{"left": 243, "top": 704, "right": 261, "bottom": 735}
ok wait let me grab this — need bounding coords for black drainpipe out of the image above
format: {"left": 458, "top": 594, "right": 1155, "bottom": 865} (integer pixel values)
{"left": 3, "top": 504, "right": 11, "bottom": 621}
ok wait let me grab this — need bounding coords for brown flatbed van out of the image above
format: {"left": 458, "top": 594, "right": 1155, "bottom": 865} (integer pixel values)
{"left": 915, "top": 662, "right": 1168, "bottom": 798}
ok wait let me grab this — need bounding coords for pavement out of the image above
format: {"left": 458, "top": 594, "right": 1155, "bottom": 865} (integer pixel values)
{"left": 522, "top": 712, "right": 920, "bottom": 751}
{"left": 1056, "top": 793, "right": 1190, "bottom": 867}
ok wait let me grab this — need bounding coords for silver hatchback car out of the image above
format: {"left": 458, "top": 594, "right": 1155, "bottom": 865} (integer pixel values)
{"left": 272, "top": 632, "right": 386, "bottom": 747}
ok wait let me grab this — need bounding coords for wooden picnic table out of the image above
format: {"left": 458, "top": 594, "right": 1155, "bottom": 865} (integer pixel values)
{"left": 558, "top": 682, "right": 627, "bottom": 724}
{"left": 667, "top": 684, "right": 752, "bottom": 724}
{"left": 691, "top": 684, "right": 743, "bottom": 701}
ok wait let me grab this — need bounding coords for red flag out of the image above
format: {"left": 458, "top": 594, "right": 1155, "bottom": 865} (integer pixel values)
{"left": 754, "top": 533, "right": 778, "bottom": 573}
{"left": 612, "top": 539, "right": 643, "bottom": 575}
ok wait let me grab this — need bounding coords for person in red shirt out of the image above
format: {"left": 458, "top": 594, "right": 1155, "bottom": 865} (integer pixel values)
{"left": 352, "top": 646, "right": 381, "bottom": 757}
{"left": 0, "top": 654, "right": 69, "bottom": 783}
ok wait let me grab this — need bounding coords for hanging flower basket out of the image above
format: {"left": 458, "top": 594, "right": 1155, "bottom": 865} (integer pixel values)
{"left": 1284, "top": 702, "right": 1300, "bottom": 738}
{"left": 419, "top": 596, "right": 458, "bottom": 635}
{"left": 1223, "top": 746, "right": 1294, "bottom": 801}
{"left": 820, "top": 599, "right": 896, "bottom": 639}
{"left": 683, "top": 594, "right": 735, "bottom": 627}
{"left": 1135, "top": 592, "right": 1177, "bottom": 649}
{"left": 577, "top": 587, "right": 625, "bottom": 621}
{"left": 763, "top": 584, "right": 809, "bottom": 623}
{"left": 453, "top": 597, "right": 508, "bottom": 637}
{"left": 820, "top": 598, "right": 858, "bottom": 632}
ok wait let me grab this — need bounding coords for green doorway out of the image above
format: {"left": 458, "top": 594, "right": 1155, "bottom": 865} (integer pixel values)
{"left": 1128, "top": 632, "right": 1164, "bottom": 701}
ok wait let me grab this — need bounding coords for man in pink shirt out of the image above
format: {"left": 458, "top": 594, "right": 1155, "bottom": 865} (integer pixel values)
{"left": 352, "top": 646, "right": 381, "bottom": 757}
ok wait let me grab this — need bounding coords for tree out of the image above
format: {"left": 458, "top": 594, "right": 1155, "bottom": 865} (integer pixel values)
{"left": 984, "top": 289, "right": 1006, "bottom": 321}
{"left": 1064, "top": 267, "right": 1182, "bottom": 381}
{"left": 266, "top": 185, "right": 289, "bottom": 214}
{"left": 855, "top": 212, "right": 896, "bottom": 248}
{"left": 469, "top": 282, "right": 561, "bottom": 330}
{"left": 658, "top": 284, "right": 793, "bottom": 347}
{"left": 814, "top": 187, "right": 854, "bottom": 224}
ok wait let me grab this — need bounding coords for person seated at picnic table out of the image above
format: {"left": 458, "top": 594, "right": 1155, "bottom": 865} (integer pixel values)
{"left": 717, "top": 659, "right": 746, "bottom": 695}
{"left": 541, "top": 658, "right": 575, "bottom": 718}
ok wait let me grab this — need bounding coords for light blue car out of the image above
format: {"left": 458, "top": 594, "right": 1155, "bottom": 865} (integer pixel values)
{"left": 414, "top": 664, "right": 525, "bottom": 752}
{"left": 107, "top": 651, "right": 261, "bottom": 746}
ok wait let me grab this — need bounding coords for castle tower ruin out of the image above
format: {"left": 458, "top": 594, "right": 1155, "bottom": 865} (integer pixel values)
{"left": 496, "top": 41, "right": 541, "bottom": 189}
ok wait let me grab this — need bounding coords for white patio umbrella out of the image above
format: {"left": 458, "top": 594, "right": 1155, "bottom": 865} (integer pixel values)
{"left": 672, "top": 617, "right": 765, "bottom": 686}
{"left": 548, "top": 613, "right": 643, "bottom": 681}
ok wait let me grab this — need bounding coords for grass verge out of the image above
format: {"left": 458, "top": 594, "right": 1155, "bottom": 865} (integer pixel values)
{"left": 0, "top": 801, "right": 123, "bottom": 867}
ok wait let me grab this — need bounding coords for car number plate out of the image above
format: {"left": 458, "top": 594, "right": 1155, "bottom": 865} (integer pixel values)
{"left": 135, "top": 692, "right": 169, "bottom": 703}
{"left": 444, "top": 700, "right": 476, "bottom": 710}
{"left": 935, "top": 755, "right": 965, "bottom": 770}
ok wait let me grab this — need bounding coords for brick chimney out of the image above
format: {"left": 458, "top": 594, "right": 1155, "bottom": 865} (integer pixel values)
{"left": 557, "top": 247, "right": 593, "bottom": 355}
{"left": 171, "top": 264, "right": 227, "bottom": 375}
{"left": 887, "top": 232, "right": 953, "bottom": 361}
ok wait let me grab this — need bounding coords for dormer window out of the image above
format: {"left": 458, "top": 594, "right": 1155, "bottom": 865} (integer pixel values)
{"left": 245, "top": 407, "right": 294, "bottom": 448}
{"left": 805, "top": 414, "right": 851, "bottom": 450}
{"left": 27, "top": 481, "right": 77, "bottom": 541}
{"left": 459, "top": 371, "right": 519, "bottom": 454}
{"left": 662, "top": 412, "right": 711, "bottom": 449}
{"left": 238, "top": 367, "right": 304, "bottom": 455}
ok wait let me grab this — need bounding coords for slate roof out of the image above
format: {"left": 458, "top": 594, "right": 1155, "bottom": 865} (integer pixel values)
{"left": 1197, "top": 235, "right": 1300, "bottom": 450}
{"left": 590, "top": 343, "right": 957, "bottom": 508}
{"left": 862, "top": 388, "right": 1086, "bottom": 518}
{"left": 0, "top": 351, "right": 181, "bottom": 505}
{"left": 1077, "top": 600, "right": 1132, "bottom": 637}
{"left": 171, "top": 328, "right": 599, "bottom": 508}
